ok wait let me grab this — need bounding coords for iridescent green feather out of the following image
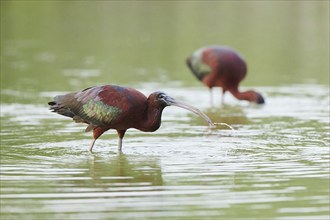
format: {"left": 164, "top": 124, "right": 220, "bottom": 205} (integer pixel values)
{"left": 189, "top": 48, "right": 212, "bottom": 80}
{"left": 82, "top": 100, "right": 122, "bottom": 125}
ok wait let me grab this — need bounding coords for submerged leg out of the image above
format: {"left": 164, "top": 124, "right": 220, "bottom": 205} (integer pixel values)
{"left": 116, "top": 130, "right": 126, "bottom": 153}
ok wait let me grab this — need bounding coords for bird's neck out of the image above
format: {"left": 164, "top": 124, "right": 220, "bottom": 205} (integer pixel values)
{"left": 138, "top": 106, "right": 164, "bottom": 132}
{"left": 230, "top": 89, "right": 255, "bottom": 103}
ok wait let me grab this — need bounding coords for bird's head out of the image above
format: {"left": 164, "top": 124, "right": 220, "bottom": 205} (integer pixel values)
{"left": 255, "top": 92, "right": 265, "bottom": 104}
{"left": 245, "top": 90, "right": 265, "bottom": 104}
{"left": 149, "top": 91, "right": 215, "bottom": 127}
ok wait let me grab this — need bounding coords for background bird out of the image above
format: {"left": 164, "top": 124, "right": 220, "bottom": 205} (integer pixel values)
{"left": 186, "top": 45, "right": 265, "bottom": 104}
{"left": 48, "top": 85, "right": 214, "bottom": 152}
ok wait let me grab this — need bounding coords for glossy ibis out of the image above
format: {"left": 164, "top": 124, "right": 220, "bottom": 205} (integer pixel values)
{"left": 186, "top": 46, "right": 265, "bottom": 104}
{"left": 48, "top": 85, "right": 214, "bottom": 152}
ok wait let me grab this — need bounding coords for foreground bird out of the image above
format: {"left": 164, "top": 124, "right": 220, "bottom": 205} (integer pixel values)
{"left": 186, "top": 46, "right": 265, "bottom": 104}
{"left": 48, "top": 85, "right": 214, "bottom": 152}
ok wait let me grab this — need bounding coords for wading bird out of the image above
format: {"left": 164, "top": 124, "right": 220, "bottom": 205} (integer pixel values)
{"left": 186, "top": 46, "right": 265, "bottom": 104}
{"left": 48, "top": 85, "right": 214, "bottom": 152}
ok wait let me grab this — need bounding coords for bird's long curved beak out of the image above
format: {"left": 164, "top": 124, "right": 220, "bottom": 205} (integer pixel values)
{"left": 165, "top": 97, "right": 215, "bottom": 128}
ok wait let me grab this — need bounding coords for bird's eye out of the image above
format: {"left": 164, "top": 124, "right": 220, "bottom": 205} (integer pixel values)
{"left": 157, "top": 93, "right": 166, "bottom": 99}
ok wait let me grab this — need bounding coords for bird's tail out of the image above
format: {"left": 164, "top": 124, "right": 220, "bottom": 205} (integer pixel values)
{"left": 48, "top": 94, "right": 75, "bottom": 118}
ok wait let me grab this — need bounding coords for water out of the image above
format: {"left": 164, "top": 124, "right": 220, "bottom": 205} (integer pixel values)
{"left": 1, "top": 2, "right": 329, "bottom": 220}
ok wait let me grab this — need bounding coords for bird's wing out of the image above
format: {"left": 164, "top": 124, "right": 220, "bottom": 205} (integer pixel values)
{"left": 188, "top": 48, "right": 212, "bottom": 81}
{"left": 71, "top": 86, "right": 123, "bottom": 126}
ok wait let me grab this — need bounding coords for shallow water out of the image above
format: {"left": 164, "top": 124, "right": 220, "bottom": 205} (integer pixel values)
{"left": 1, "top": 84, "right": 329, "bottom": 219}
{"left": 1, "top": 1, "right": 329, "bottom": 220}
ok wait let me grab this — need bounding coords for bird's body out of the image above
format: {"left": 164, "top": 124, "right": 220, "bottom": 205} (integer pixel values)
{"left": 186, "top": 46, "right": 265, "bottom": 104}
{"left": 48, "top": 85, "right": 214, "bottom": 152}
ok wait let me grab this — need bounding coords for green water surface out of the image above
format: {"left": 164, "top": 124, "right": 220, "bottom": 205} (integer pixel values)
{"left": 1, "top": 1, "right": 329, "bottom": 220}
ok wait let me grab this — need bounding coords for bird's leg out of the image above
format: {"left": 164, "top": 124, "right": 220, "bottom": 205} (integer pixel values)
{"left": 221, "top": 88, "right": 226, "bottom": 105}
{"left": 118, "top": 138, "right": 123, "bottom": 153}
{"left": 116, "top": 130, "right": 126, "bottom": 153}
{"left": 209, "top": 88, "right": 213, "bottom": 106}
{"left": 89, "top": 127, "right": 106, "bottom": 153}
{"left": 89, "top": 138, "right": 96, "bottom": 152}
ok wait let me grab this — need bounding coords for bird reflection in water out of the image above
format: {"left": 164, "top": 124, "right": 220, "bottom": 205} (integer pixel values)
{"left": 88, "top": 154, "right": 163, "bottom": 188}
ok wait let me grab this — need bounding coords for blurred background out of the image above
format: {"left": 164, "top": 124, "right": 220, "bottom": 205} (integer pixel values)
{"left": 1, "top": 1, "right": 329, "bottom": 98}
{"left": 1, "top": 1, "right": 329, "bottom": 220}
